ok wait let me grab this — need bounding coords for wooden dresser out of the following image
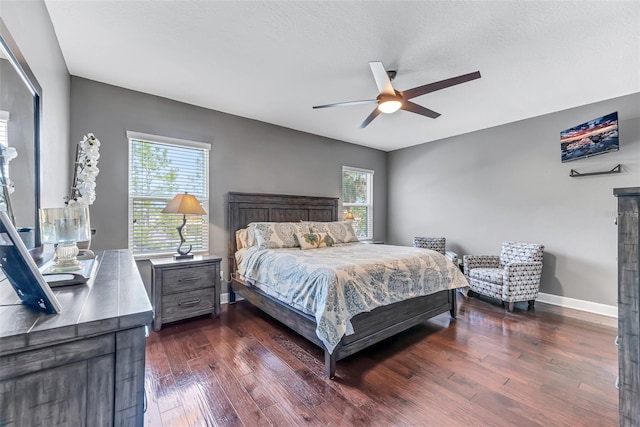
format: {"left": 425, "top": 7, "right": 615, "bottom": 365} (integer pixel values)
{"left": 614, "top": 187, "right": 639, "bottom": 427}
{"left": 0, "top": 249, "right": 153, "bottom": 427}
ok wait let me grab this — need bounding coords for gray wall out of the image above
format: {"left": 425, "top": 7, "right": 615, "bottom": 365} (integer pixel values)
{"left": 388, "top": 92, "right": 640, "bottom": 307}
{"left": 70, "top": 77, "right": 387, "bottom": 292}
{"left": 0, "top": 0, "right": 71, "bottom": 207}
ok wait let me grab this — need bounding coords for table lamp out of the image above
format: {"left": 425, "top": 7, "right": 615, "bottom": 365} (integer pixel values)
{"left": 162, "top": 192, "right": 206, "bottom": 259}
{"left": 344, "top": 211, "right": 355, "bottom": 220}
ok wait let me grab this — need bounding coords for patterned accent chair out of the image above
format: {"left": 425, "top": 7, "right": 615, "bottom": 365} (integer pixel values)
{"left": 413, "top": 237, "right": 459, "bottom": 265}
{"left": 463, "top": 241, "right": 544, "bottom": 312}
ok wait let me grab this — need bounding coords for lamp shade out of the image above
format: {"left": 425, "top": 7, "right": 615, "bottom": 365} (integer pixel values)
{"left": 344, "top": 211, "right": 355, "bottom": 220}
{"left": 162, "top": 193, "right": 206, "bottom": 215}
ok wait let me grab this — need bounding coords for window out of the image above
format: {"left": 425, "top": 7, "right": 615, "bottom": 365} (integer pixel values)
{"left": 342, "top": 166, "right": 373, "bottom": 240}
{"left": 128, "top": 131, "right": 210, "bottom": 257}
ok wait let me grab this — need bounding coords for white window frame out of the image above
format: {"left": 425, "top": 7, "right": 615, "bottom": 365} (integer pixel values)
{"left": 342, "top": 166, "right": 374, "bottom": 240}
{"left": 127, "top": 131, "right": 211, "bottom": 258}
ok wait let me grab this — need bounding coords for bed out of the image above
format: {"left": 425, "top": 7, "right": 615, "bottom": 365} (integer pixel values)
{"left": 227, "top": 192, "right": 467, "bottom": 378}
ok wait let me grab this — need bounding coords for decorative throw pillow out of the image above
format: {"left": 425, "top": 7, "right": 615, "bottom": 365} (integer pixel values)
{"left": 308, "top": 221, "right": 359, "bottom": 244}
{"left": 295, "top": 232, "right": 335, "bottom": 250}
{"left": 251, "top": 222, "right": 310, "bottom": 249}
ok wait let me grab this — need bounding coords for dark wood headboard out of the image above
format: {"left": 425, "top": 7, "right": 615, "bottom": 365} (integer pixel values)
{"left": 227, "top": 192, "right": 339, "bottom": 275}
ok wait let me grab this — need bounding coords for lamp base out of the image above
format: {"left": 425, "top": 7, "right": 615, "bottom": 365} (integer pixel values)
{"left": 174, "top": 253, "right": 194, "bottom": 260}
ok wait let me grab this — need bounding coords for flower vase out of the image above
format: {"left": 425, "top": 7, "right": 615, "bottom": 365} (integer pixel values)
{"left": 77, "top": 232, "right": 95, "bottom": 260}
{"left": 39, "top": 206, "right": 91, "bottom": 271}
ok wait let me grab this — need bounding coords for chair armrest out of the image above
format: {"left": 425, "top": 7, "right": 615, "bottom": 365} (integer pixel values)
{"left": 504, "top": 261, "right": 543, "bottom": 283}
{"left": 445, "top": 251, "right": 458, "bottom": 265}
{"left": 463, "top": 255, "right": 500, "bottom": 275}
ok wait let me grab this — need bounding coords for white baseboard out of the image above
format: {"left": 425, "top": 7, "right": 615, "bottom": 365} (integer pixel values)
{"left": 537, "top": 292, "right": 617, "bottom": 318}
{"left": 221, "top": 292, "right": 243, "bottom": 305}
{"left": 221, "top": 292, "right": 230, "bottom": 305}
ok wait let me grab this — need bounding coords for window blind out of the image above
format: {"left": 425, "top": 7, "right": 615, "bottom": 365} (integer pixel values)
{"left": 342, "top": 166, "right": 374, "bottom": 239}
{"left": 128, "top": 136, "right": 210, "bottom": 256}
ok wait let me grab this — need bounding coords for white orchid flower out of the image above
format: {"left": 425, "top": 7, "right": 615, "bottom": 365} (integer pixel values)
{"left": 1, "top": 146, "right": 17, "bottom": 161}
{"left": 68, "top": 133, "right": 101, "bottom": 206}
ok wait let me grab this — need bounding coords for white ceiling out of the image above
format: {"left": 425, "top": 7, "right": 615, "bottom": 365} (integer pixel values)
{"left": 44, "top": 1, "right": 640, "bottom": 152}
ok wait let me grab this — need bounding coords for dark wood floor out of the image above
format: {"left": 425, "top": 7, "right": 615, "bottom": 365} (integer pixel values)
{"left": 144, "top": 293, "right": 618, "bottom": 426}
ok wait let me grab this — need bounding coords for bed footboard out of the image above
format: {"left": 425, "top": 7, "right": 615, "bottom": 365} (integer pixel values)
{"left": 233, "top": 277, "right": 456, "bottom": 378}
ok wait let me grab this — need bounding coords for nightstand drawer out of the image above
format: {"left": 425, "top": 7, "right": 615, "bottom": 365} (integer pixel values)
{"left": 161, "top": 264, "right": 217, "bottom": 294}
{"left": 161, "top": 287, "right": 216, "bottom": 323}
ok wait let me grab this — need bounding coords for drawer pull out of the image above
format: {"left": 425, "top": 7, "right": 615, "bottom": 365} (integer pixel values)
{"left": 615, "top": 376, "right": 620, "bottom": 390}
{"left": 178, "top": 298, "right": 202, "bottom": 307}
{"left": 615, "top": 335, "right": 620, "bottom": 346}
{"left": 179, "top": 277, "right": 201, "bottom": 283}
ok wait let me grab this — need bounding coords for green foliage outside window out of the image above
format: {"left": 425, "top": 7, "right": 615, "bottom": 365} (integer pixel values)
{"left": 129, "top": 139, "right": 208, "bottom": 256}
{"left": 342, "top": 167, "right": 373, "bottom": 239}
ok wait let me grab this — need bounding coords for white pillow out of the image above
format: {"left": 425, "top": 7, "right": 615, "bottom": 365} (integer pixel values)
{"left": 235, "top": 227, "right": 256, "bottom": 250}
{"left": 235, "top": 229, "right": 245, "bottom": 250}
{"left": 308, "top": 221, "right": 359, "bottom": 244}
{"left": 295, "top": 232, "right": 335, "bottom": 250}
{"left": 251, "top": 222, "right": 310, "bottom": 249}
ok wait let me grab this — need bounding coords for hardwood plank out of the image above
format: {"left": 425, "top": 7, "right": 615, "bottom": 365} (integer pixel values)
{"left": 143, "top": 376, "right": 163, "bottom": 427}
{"left": 152, "top": 374, "right": 183, "bottom": 414}
{"left": 159, "top": 406, "right": 190, "bottom": 427}
{"left": 211, "top": 360, "right": 272, "bottom": 427}
{"left": 235, "top": 370, "right": 279, "bottom": 411}
{"left": 145, "top": 338, "right": 172, "bottom": 383}
{"left": 186, "top": 356, "right": 242, "bottom": 426}
{"left": 237, "top": 372, "right": 324, "bottom": 426}
{"left": 144, "top": 294, "right": 619, "bottom": 426}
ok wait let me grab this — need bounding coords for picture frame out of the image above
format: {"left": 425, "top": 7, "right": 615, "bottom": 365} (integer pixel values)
{"left": 0, "top": 211, "right": 61, "bottom": 313}
{"left": 560, "top": 111, "right": 619, "bottom": 162}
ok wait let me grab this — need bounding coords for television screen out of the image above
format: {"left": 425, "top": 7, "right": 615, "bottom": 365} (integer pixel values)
{"left": 560, "top": 112, "right": 619, "bottom": 163}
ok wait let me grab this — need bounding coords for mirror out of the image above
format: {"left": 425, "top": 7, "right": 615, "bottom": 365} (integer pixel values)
{"left": 0, "top": 18, "right": 42, "bottom": 249}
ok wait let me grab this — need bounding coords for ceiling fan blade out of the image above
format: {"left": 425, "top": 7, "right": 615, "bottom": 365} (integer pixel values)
{"left": 401, "top": 100, "right": 441, "bottom": 119}
{"left": 360, "top": 107, "right": 381, "bottom": 128}
{"left": 313, "top": 99, "right": 377, "bottom": 109}
{"left": 402, "top": 71, "right": 481, "bottom": 100}
{"left": 369, "top": 61, "right": 395, "bottom": 96}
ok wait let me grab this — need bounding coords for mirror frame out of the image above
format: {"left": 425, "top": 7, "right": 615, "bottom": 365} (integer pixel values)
{"left": 0, "top": 18, "right": 42, "bottom": 249}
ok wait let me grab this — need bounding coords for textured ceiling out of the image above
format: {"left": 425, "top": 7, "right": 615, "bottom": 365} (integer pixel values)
{"left": 44, "top": 1, "right": 640, "bottom": 152}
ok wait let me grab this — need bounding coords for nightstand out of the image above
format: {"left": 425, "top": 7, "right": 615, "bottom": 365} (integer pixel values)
{"left": 150, "top": 255, "right": 221, "bottom": 331}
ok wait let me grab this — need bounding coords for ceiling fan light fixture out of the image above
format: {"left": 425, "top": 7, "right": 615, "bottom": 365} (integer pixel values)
{"left": 377, "top": 98, "right": 402, "bottom": 114}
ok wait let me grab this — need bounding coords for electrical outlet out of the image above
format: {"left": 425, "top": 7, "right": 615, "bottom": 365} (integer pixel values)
{"left": 220, "top": 270, "right": 225, "bottom": 281}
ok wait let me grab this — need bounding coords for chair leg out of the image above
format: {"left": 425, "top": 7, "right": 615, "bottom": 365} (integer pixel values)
{"left": 506, "top": 301, "right": 514, "bottom": 312}
{"left": 528, "top": 300, "right": 535, "bottom": 308}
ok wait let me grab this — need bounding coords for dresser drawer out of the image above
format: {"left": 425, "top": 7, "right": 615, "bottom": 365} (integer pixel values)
{"left": 161, "top": 263, "right": 218, "bottom": 294}
{"left": 161, "top": 287, "right": 216, "bottom": 323}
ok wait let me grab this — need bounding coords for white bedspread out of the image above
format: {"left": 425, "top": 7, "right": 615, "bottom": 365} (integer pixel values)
{"left": 237, "top": 243, "right": 469, "bottom": 353}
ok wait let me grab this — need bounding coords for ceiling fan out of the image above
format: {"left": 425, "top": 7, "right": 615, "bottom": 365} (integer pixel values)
{"left": 312, "top": 62, "right": 481, "bottom": 128}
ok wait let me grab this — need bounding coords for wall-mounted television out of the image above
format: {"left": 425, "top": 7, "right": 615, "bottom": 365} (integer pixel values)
{"left": 560, "top": 112, "right": 619, "bottom": 163}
